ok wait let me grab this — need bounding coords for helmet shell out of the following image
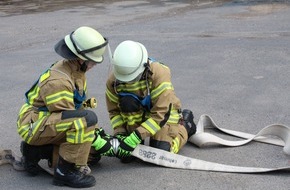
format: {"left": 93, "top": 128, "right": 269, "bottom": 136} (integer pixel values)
{"left": 113, "top": 40, "right": 148, "bottom": 82}
{"left": 64, "top": 26, "right": 107, "bottom": 63}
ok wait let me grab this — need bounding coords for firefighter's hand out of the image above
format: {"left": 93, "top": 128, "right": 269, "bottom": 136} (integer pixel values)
{"left": 115, "top": 133, "right": 127, "bottom": 141}
{"left": 91, "top": 128, "right": 115, "bottom": 157}
{"left": 116, "top": 131, "right": 142, "bottom": 159}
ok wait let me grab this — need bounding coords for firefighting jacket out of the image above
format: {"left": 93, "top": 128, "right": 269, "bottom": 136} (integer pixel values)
{"left": 105, "top": 62, "right": 182, "bottom": 140}
{"left": 17, "top": 59, "right": 89, "bottom": 143}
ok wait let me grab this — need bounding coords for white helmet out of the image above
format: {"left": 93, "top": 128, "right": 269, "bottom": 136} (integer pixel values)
{"left": 112, "top": 40, "right": 148, "bottom": 82}
{"left": 55, "top": 26, "right": 108, "bottom": 63}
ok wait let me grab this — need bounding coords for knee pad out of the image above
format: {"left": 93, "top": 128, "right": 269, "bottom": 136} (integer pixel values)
{"left": 61, "top": 110, "right": 98, "bottom": 127}
{"left": 84, "top": 110, "right": 98, "bottom": 127}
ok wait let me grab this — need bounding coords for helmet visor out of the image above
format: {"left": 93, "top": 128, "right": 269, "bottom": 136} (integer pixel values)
{"left": 54, "top": 39, "right": 78, "bottom": 59}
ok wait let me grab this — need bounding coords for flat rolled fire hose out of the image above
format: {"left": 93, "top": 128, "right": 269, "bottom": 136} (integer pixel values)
{"left": 190, "top": 114, "right": 287, "bottom": 148}
{"left": 1, "top": 114, "right": 290, "bottom": 173}
{"left": 132, "top": 114, "right": 290, "bottom": 173}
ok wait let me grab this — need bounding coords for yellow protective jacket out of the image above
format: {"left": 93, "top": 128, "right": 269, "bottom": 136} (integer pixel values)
{"left": 17, "top": 59, "right": 89, "bottom": 143}
{"left": 106, "top": 61, "right": 182, "bottom": 140}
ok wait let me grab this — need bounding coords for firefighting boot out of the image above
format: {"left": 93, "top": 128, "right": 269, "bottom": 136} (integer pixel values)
{"left": 20, "top": 141, "right": 53, "bottom": 176}
{"left": 87, "top": 153, "right": 101, "bottom": 167}
{"left": 53, "top": 156, "right": 96, "bottom": 188}
{"left": 182, "top": 109, "right": 196, "bottom": 138}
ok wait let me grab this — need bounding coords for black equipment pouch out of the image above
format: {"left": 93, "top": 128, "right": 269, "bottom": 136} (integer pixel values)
{"left": 119, "top": 95, "right": 142, "bottom": 113}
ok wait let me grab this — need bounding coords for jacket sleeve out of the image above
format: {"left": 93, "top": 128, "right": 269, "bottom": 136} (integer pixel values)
{"left": 138, "top": 64, "right": 182, "bottom": 138}
{"left": 40, "top": 78, "right": 75, "bottom": 112}
{"left": 105, "top": 76, "right": 127, "bottom": 134}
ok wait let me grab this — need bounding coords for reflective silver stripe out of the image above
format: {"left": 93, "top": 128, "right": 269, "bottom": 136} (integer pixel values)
{"left": 151, "top": 82, "right": 173, "bottom": 100}
{"left": 106, "top": 88, "right": 118, "bottom": 103}
{"left": 116, "top": 80, "right": 148, "bottom": 92}
{"left": 141, "top": 118, "right": 161, "bottom": 135}
{"left": 167, "top": 110, "right": 180, "bottom": 124}
{"left": 111, "top": 115, "right": 125, "bottom": 129}
{"left": 26, "top": 117, "right": 46, "bottom": 143}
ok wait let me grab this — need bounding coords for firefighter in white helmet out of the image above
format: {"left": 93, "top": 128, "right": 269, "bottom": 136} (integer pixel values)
{"left": 105, "top": 40, "right": 196, "bottom": 162}
{"left": 17, "top": 26, "right": 114, "bottom": 188}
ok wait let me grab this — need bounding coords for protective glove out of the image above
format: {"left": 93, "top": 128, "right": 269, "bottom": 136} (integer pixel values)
{"left": 96, "top": 128, "right": 111, "bottom": 140}
{"left": 91, "top": 128, "right": 115, "bottom": 157}
{"left": 115, "top": 133, "right": 127, "bottom": 141}
{"left": 116, "top": 131, "right": 142, "bottom": 159}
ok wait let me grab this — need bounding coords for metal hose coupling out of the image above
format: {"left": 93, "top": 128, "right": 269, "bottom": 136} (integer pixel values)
{"left": 110, "top": 137, "right": 120, "bottom": 155}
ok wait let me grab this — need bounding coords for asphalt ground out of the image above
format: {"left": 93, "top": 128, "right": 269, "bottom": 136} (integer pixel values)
{"left": 0, "top": 0, "right": 290, "bottom": 189}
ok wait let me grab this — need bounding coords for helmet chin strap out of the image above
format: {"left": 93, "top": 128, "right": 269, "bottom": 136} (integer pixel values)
{"left": 80, "top": 61, "right": 88, "bottom": 72}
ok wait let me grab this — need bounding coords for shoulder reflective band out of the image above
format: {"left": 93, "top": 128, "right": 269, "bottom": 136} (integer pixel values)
{"left": 132, "top": 114, "right": 290, "bottom": 173}
{"left": 25, "top": 69, "right": 50, "bottom": 105}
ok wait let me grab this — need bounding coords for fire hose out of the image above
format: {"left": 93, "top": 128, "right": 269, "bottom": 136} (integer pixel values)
{"left": 131, "top": 114, "right": 290, "bottom": 173}
{"left": 1, "top": 114, "right": 290, "bottom": 173}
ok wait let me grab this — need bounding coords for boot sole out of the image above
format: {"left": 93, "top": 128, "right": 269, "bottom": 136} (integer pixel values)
{"left": 53, "top": 179, "right": 96, "bottom": 188}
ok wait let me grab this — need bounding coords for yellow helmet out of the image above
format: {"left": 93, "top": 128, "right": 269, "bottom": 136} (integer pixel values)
{"left": 55, "top": 26, "right": 108, "bottom": 63}
{"left": 112, "top": 40, "right": 148, "bottom": 82}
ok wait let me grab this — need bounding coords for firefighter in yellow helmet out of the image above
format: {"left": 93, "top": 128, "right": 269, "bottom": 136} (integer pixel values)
{"left": 106, "top": 40, "right": 196, "bottom": 162}
{"left": 17, "top": 26, "right": 114, "bottom": 188}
